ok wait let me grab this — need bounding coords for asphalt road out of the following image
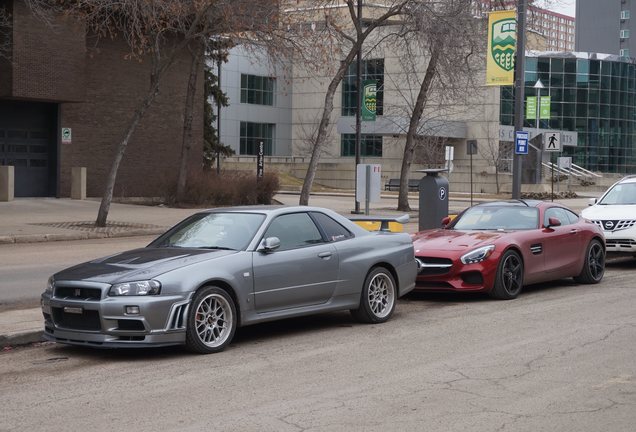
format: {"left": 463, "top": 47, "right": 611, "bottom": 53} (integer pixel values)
{"left": 1, "top": 259, "right": 635, "bottom": 431}
{"left": 0, "top": 236, "right": 156, "bottom": 311}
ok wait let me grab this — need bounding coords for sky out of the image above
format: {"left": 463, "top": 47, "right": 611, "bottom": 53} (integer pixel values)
{"left": 535, "top": 0, "right": 576, "bottom": 17}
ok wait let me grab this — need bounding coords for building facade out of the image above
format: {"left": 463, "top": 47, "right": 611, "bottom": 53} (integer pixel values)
{"left": 576, "top": 0, "right": 635, "bottom": 58}
{"left": 0, "top": 0, "right": 203, "bottom": 198}
{"left": 500, "top": 52, "right": 636, "bottom": 175}
{"left": 476, "top": 1, "right": 575, "bottom": 51}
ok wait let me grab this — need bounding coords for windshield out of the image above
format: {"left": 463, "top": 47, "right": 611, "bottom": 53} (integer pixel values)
{"left": 598, "top": 182, "right": 636, "bottom": 205}
{"left": 149, "top": 212, "right": 265, "bottom": 250}
{"left": 452, "top": 206, "right": 539, "bottom": 231}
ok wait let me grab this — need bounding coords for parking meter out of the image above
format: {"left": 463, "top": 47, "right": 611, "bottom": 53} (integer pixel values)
{"left": 417, "top": 169, "right": 449, "bottom": 231}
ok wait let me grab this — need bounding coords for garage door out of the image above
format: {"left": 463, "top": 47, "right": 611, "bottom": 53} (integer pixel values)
{"left": 0, "top": 101, "right": 57, "bottom": 197}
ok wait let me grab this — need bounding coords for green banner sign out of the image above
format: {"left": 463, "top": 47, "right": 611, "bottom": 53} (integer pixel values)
{"left": 525, "top": 96, "right": 551, "bottom": 120}
{"left": 361, "top": 80, "right": 377, "bottom": 121}
{"left": 526, "top": 96, "right": 537, "bottom": 119}
{"left": 540, "top": 96, "right": 551, "bottom": 119}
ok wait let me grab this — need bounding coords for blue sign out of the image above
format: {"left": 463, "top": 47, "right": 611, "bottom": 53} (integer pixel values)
{"left": 515, "top": 131, "right": 529, "bottom": 155}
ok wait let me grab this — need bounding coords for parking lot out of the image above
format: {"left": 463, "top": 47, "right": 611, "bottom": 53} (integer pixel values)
{"left": 2, "top": 256, "right": 635, "bottom": 431}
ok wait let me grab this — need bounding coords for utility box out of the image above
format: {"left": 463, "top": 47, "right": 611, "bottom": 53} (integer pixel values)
{"left": 417, "top": 169, "right": 449, "bottom": 231}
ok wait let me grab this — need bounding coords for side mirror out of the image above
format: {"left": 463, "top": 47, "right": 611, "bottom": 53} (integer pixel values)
{"left": 259, "top": 237, "right": 280, "bottom": 253}
{"left": 546, "top": 217, "right": 562, "bottom": 228}
{"left": 588, "top": 198, "right": 597, "bottom": 206}
{"left": 441, "top": 216, "right": 452, "bottom": 227}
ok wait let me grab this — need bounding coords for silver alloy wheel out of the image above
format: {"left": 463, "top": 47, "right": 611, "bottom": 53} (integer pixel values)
{"left": 367, "top": 272, "right": 395, "bottom": 319}
{"left": 194, "top": 293, "right": 233, "bottom": 348}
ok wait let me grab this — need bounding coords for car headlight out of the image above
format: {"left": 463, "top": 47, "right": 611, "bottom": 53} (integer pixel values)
{"left": 45, "top": 276, "right": 55, "bottom": 295}
{"left": 461, "top": 245, "right": 495, "bottom": 264}
{"left": 109, "top": 280, "right": 161, "bottom": 296}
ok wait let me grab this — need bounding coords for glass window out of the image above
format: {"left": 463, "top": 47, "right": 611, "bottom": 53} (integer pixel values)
{"left": 152, "top": 212, "right": 266, "bottom": 250}
{"left": 620, "top": 29, "right": 630, "bottom": 39}
{"left": 240, "top": 74, "right": 276, "bottom": 106}
{"left": 310, "top": 212, "right": 353, "bottom": 242}
{"left": 564, "top": 59, "right": 576, "bottom": 73}
{"left": 341, "top": 134, "right": 382, "bottom": 157}
{"left": 342, "top": 59, "right": 384, "bottom": 116}
{"left": 544, "top": 207, "right": 573, "bottom": 226}
{"left": 263, "top": 213, "right": 324, "bottom": 251}
{"left": 240, "top": 122, "right": 275, "bottom": 155}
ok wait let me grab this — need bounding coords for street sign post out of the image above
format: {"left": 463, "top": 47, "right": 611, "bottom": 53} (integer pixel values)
{"left": 543, "top": 131, "right": 561, "bottom": 152}
{"left": 515, "top": 131, "right": 529, "bottom": 155}
{"left": 61, "top": 128, "right": 72, "bottom": 144}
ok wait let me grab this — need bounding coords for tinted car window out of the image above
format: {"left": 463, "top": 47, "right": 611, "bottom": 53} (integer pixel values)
{"left": 311, "top": 212, "right": 353, "bottom": 242}
{"left": 565, "top": 209, "right": 579, "bottom": 224}
{"left": 264, "top": 213, "right": 324, "bottom": 251}
{"left": 544, "top": 207, "right": 572, "bottom": 226}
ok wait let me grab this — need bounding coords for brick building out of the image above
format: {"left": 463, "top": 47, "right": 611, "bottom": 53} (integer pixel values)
{"left": 0, "top": 0, "right": 203, "bottom": 197}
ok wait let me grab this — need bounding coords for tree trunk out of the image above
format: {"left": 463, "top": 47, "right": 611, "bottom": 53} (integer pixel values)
{"left": 177, "top": 44, "right": 204, "bottom": 203}
{"left": 397, "top": 47, "right": 441, "bottom": 212}
{"left": 299, "top": 47, "right": 359, "bottom": 206}
{"left": 95, "top": 84, "right": 159, "bottom": 227}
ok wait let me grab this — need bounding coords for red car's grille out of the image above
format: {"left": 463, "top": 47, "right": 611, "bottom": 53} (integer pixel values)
{"left": 416, "top": 257, "right": 453, "bottom": 276}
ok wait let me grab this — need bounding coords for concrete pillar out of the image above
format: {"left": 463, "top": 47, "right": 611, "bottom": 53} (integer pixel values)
{"left": 0, "top": 166, "right": 14, "bottom": 202}
{"left": 71, "top": 167, "right": 86, "bottom": 200}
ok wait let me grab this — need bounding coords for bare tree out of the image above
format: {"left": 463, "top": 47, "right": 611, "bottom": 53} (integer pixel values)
{"left": 478, "top": 122, "right": 505, "bottom": 194}
{"left": 386, "top": 0, "right": 484, "bottom": 211}
{"left": 288, "top": 0, "right": 413, "bottom": 206}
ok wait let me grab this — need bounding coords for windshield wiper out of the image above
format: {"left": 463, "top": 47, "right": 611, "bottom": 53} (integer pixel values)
{"left": 197, "top": 246, "right": 236, "bottom": 250}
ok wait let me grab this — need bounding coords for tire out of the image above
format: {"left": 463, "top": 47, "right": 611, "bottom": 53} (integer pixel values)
{"left": 185, "top": 286, "right": 237, "bottom": 354}
{"left": 351, "top": 267, "right": 396, "bottom": 324}
{"left": 489, "top": 250, "right": 524, "bottom": 300}
{"left": 573, "top": 239, "right": 605, "bottom": 284}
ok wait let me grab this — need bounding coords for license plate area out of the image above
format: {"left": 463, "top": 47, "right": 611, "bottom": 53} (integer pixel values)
{"left": 52, "top": 307, "right": 101, "bottom": 331}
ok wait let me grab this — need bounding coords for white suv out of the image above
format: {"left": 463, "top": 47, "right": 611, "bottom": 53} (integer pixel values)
{"left": 582, "top": 175, "right": 636, "bottom": 256}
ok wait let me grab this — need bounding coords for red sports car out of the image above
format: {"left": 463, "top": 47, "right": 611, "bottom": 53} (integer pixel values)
{"left": 412, "top": 200, "right": 606, "bottom": 299}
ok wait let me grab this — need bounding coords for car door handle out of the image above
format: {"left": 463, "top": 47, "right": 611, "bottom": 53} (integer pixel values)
{"left": 318, "top": 252, "right": 332, "bottom": 259}
{"left": 570, "top": 229, "right": 579, "bottom": 235}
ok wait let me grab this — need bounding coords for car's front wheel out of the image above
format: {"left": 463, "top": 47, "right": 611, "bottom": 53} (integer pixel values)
{"left": 574, "top": 239, "right": 605, "bottom": 284}
{"left": 185, "top": 286, "right": 237, "bottom": 354}
{"left": 351, "top": 267, "right": 396, "bottom": 323}
{"left": 490, "top": 250, "right": 524, "bottom": 300}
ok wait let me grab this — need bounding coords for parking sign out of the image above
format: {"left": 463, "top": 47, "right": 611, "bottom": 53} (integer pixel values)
{"left": 515, "top": 131, "right": 529, "bottom": 155}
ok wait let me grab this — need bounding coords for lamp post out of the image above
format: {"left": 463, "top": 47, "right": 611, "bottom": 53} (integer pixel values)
{"left": 512, "top": 0, "right": 527, "bottom": 199}
{"left": 353, "top": 0, "right": 363, "bottom": 214}
{"left": 534, "top": 79, "right": 544, "bottom": 183}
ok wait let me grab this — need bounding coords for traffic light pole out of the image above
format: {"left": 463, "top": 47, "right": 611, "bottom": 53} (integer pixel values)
{"left": 512, "top": 0, "right": 527, "bottom": 199}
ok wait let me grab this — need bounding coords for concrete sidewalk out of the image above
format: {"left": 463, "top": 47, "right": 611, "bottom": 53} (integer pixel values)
{"left": 0, "top": 192, "right": 596, "bottom": 349}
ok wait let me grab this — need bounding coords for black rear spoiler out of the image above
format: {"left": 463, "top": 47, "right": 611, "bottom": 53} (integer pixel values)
{"left": 348, "top": 214, "right": 409, "bottom": 232}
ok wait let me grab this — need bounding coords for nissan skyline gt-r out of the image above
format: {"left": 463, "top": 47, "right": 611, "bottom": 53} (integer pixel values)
{"left": 41, "top": 206, "right": 417, "bottom": 354}
{"left": 411, "top": 200, "right": 606, "bottom": 300}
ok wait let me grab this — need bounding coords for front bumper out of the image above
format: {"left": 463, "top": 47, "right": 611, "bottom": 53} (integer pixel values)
{"left": 41, "top": 281, "right": 192, "bottom": 348}
{"left": 414, "top": 256, "right": 498, "bottom": 293}
{"left": 603, "top": 232, "right": 636, "bottom": 254}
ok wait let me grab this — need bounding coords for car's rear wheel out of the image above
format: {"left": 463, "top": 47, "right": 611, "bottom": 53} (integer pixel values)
{"left": 574, "top": 239, "right": 605, "bottom": 284}
{"left": 185, "top": 286, "right": 237, "bottom": 354}
{"left": 351, "top": 267, "right": 396, "bottom": 323}
{"left": 490, "top": 250, "right": 523, "bottom": 300}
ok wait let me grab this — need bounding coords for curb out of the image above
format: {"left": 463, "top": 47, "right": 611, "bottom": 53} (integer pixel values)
{"left": 0, "top": 228, "right": 165, "bottom": 245}
{"left": 0, "top": 329, "right": 44, "bottom": 349}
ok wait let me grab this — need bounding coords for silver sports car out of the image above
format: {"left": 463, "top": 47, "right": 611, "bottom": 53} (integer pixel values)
{"left": 41, "top": 206, "right": 416, "bottom": 353}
